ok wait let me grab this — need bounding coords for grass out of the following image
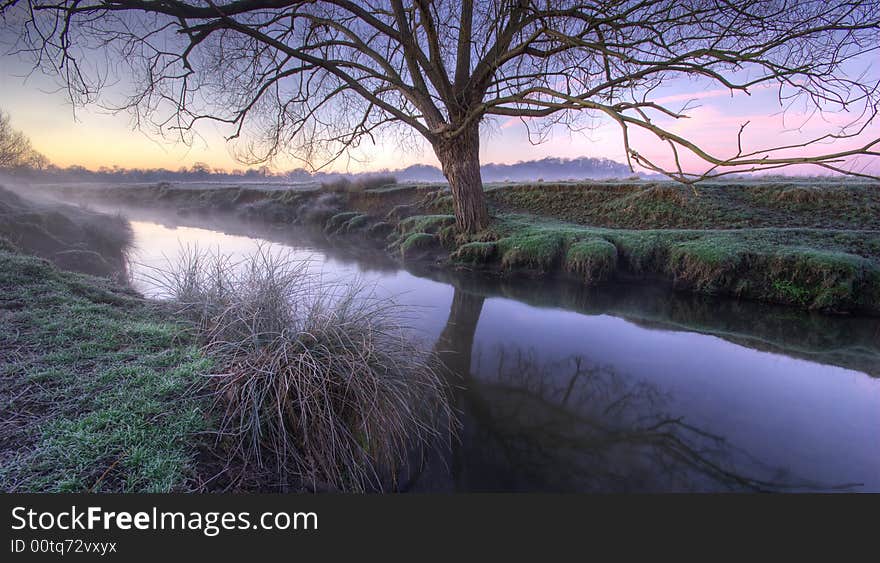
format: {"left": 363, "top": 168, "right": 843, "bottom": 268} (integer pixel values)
{"left": 367, "top": 221, "right": 394, "bottom": 239}
{"left": 482, "top": 181, "right": 880, "bottom": 230}
{"left": 0, "top": 250, "right": 209, "bottom": 492}
{"left": 565, "top": 239, "right": 618, "bottom": 284}
{"left": 497, "top": 231, "right": 566, "bottom": 271}
{"left": 147, "top": 246, "right": 451, "bottom": 492}
{"left": 340, "top": 213, "right": 372, "bottom": 233}
{"left": 441, "top": 214, "right": 880, "bottom": 313}
{"left": 324, "top": 211, "right": 362, "bottom": 234}
{"left": 397, "top": 232, "right": 440, "bottom": 260}
{"left": 772, "top": 279, "right": 812, "bottom": 305}
{"left": 0, "top": 239, "right": 453, "bottom": 493}
{"left": 397, "top": 214, "right": 455, "bottom": 235}
{"left": 451, "top": 241, "right": 498, "bottom": 265}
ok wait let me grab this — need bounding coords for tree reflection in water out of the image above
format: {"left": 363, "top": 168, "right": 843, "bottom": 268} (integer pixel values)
{"left": 418, "top": 288, "right": 856, "bottom": 493}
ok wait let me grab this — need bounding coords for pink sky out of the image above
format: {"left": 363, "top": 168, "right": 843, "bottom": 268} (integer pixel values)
{"left": 1, "top": 54, "right": 878, "bottom": 176}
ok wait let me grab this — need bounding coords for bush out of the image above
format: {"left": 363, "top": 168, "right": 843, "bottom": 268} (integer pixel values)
{"left": 148, "top": 246, "right": 451, "bottom": 491}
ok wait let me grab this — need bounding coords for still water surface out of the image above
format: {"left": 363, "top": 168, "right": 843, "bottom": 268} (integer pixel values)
{"left": 118, "top": 208, "right": 880, "bottom": 492}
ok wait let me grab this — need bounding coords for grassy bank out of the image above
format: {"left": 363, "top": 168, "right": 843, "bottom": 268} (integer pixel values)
{"left": 477, "top": 181, "right": 880, "bottom": 230}
{"left": 0, "top": 250, "right": 209, "bottom": 492}
{"left": 431, "top": 215, "right": 880, "bottom": 314}
{"left": 1, "top": 181, "right": 451, "bottom": 492}
{"left": 397, "top": 183, "right": 880, "bottom": 314}
{"left": 33, "top": 179, "right": 880, "bottom": 314}
{"left": 0, "top": 243, "right": 450, "bottom": 492}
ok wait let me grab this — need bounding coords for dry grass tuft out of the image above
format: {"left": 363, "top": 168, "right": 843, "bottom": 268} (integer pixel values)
{"left": 145, "top": 245, "right": 451, "bottom": 491}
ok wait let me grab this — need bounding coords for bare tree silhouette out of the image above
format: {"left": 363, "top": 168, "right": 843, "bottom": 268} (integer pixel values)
{"left": 4, "top": 1, "right": 880, "bottom": 231}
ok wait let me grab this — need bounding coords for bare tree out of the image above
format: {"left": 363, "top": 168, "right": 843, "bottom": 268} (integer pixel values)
{"left": 3, "top": 1, "right": 880, "bottom": 232}
{"left": 0, "top": 110, "right": 45, "bottom": 170}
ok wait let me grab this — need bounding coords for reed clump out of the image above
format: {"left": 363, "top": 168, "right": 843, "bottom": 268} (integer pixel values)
{"left": 146, "top": 245, "right": 451, "bottom": 491}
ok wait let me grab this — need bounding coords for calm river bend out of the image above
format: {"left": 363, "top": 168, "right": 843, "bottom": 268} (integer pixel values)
{"left": 110, "top": 205, "right": 880, "bottom": 492}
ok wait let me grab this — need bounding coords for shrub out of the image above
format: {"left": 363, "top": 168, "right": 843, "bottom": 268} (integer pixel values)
{"left": 148, "top": 246, "right": 450, "bottom": 491}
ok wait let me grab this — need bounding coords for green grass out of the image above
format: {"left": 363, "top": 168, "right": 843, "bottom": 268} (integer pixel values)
{"left": 0, "top": 250, "right": 210, "bottom": 492}
{"left": 341, "top": 213, "right": 372, "bottom": 232}
{"left": 497, "top": 231, "right": 566, "bottom": 271}
{"left": 772, "top": 279, "right": 812, "bottom": 305}
{"left": 442, "top": 213, "right": 880, "bottom": 313}
{"left": 324, "top": 211, "right": 362, "bottom": 233}
{"left": 451, "top": 241, "right": 498, "bottom": 265}
{"left": 398, "top": 232, "right": 439, "bottom": 260}
{"left": 484, "top": 181, "right": 880, "bottom": 230}
{"left": 565, "top": 239, "right": 618, "bottom": 284}
{"left": 34, "top": 179, "right": 880, "bottom": 314}
{"left": 367, "top": 221, "right": 394, "bottom": 239}
{"left": 397, "top": 214, "right": 455, "bottom": 235}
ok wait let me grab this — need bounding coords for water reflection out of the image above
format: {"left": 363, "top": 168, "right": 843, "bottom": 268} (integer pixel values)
{"left": 422, "top": 289, "right": 856, "bottom": 492}
{"left": 426, "top": 272, "right": 880, "bottom": 378}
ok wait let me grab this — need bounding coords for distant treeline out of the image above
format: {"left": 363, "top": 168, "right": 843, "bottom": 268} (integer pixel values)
{"left": 3, "top": 156, "right": 636, "bottom": 184}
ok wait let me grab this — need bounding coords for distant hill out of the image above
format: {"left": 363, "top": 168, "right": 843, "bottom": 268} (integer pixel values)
{"left": 392, "top": 157, "right": 633, "bottom": 183}
{"left": 8, "top": 156, "right": 635, "bottom": 184}
{"left": 481, "top": 156, "right": 633, "bottom": 182}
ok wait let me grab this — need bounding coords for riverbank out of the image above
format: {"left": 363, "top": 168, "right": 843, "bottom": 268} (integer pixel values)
{"left": 39, "top": 179, "right": 880, "bottom": 314}
{"left": 0, "top": 248, "right": 210, "bottom": 492}
{"left": 0, "top": 185, "right": 132, "bottom": 278}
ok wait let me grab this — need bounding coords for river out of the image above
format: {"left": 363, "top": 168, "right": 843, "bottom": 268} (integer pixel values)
{"left": 113, "top": 205, "right": 880, "bottom": 492}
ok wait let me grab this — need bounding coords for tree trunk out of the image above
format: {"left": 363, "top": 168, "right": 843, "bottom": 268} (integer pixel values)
{"left": 434, "top": 124, "right": 489, "bottom": 234}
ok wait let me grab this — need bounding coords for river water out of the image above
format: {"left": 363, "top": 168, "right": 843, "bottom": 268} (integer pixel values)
{"left": 115, "top": 206, "right": 880, "bottom": 492}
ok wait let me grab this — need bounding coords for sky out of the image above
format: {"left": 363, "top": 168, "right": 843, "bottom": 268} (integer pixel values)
{"left": 2, "top": 46, "right": 879, "bottom": 176}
